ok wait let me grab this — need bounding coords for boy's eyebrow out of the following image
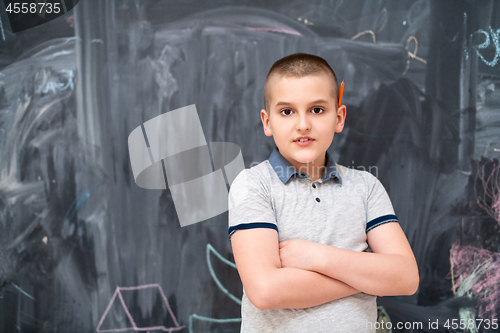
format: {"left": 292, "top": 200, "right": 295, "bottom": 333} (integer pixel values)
{"left": 274, "top": 99, "right": 330, "bottom": 107}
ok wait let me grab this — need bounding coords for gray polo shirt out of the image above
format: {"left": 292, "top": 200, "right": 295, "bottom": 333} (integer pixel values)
{"left": 228, "top": 146, "right": 399, "bottom": 333}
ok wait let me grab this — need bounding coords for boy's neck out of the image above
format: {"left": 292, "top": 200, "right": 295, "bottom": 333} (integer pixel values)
{"left": 278, "top": 147, "right": 327, "bottom": 181}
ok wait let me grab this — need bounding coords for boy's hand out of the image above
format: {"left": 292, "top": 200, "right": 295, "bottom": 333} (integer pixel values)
{"left": 279, "top": 239, "right": 323, "bottom": 271}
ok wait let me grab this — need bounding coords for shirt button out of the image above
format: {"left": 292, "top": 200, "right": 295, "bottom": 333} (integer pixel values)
{"left": 315, "top": 197, "right": 320, "bottom": 202}
{"left": 312, "top": 184, "right": 316, "bottom": 188}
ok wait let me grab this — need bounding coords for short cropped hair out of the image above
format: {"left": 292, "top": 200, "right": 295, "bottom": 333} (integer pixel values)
{"left": 263, "top": 53, "right": 339, "bottom": 113}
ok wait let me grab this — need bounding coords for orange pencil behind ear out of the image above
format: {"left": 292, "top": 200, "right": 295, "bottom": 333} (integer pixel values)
{"left": 338, "top": 80, "right": 345, "bottom": 107}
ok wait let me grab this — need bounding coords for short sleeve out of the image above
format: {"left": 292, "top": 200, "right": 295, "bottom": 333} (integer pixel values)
{"left": 228, "top": 168, "right": 278, "bottom": 242}
{"left": 365, "top": 174, "right": 399, "bottom": 233}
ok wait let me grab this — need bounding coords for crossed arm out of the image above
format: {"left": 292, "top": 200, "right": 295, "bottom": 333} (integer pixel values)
{"left": 261, "top": 222, "right": 419, "bottom": 310}
{"left": 311, "top": 222, "right": 419, "bottom": 296}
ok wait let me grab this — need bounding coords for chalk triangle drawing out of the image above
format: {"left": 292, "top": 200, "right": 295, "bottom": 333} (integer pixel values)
{"left": 97, "top": 288, "right": 134, "bottom": 331}
{"left": 96, "top": 284, "right": 185, "bottom": 332}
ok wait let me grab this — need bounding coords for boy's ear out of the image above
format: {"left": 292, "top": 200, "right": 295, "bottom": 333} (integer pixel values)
{"left": 335, "top": 105, "right": 347, "bottom": 133}
{"left": 261, "top": 109, "right": 273, "bottom": 137}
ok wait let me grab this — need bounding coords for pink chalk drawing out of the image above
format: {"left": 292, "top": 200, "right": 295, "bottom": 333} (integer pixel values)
{"left": 65, "top": 15, "right": 74, "bottom": 28}
{"left": 449, "top": 241, "right": 500, "bottom": 319}
{"left": 474, "top": 158, "right": 500, "bottom": 225}
{"left": 96, "top": 283, "right": 185, "bottom": 332}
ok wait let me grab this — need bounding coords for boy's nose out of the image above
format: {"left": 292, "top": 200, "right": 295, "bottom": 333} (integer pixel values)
{"left": 295, "top": 113, "right": 311, "bottom": 130}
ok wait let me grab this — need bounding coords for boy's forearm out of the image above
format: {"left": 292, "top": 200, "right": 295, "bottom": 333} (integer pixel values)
{"left": 261, "top": 267, "right": 360, "bottom": 310}
{"left": 314, "top": 244, "right": 419, "bottom": 296}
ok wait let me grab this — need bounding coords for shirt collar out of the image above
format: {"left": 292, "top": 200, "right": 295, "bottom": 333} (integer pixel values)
{"left": 268, "top": 146, "right": 342, "bottom": 185}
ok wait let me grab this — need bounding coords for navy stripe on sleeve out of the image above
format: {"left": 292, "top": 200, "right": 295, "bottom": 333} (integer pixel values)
{"left": 228, "top": 222, "right": 278, "bottom": 240}
{"left": 366, "top": 214, "right": 399, "bottom": 233}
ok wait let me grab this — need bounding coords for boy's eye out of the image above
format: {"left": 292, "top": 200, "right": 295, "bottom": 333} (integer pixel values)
{"left": 279, "top": 107, "right": 325, "bottom": 116}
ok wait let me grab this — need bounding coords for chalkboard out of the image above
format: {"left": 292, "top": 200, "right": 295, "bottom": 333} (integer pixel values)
{"left": 0, "top": 0, "right": 499, "bottom": 332}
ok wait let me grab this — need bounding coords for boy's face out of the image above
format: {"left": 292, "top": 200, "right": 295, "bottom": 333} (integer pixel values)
{"left": 260, "top": 73, "right": 346, "bottom": 179}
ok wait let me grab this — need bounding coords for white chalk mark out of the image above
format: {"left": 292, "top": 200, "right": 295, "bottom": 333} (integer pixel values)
{"left": 246, "top": 27, "right": 301, "bottom": 36}
{"left": 0, "top": 15, "right": 6, "bottom": 41}
{"left": 374, "top": 8, "right": 388, "bottom": 33}
{"left": 59, "top": 0, "right": 67, "bottom": 13}
{"left": 12, "top": 284, "right": 34, "bottom": 300}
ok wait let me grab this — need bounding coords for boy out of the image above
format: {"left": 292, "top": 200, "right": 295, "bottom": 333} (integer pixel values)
{"left": 227, "top": 53, "right": 419, "bottom": 333}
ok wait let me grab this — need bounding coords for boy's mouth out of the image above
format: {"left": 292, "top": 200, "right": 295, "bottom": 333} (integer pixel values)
{"left": 294, "top": 137, "right": 314, "bottom": 146}
{"left": 294, "top": 136, "right": 314, "bottom": 142}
